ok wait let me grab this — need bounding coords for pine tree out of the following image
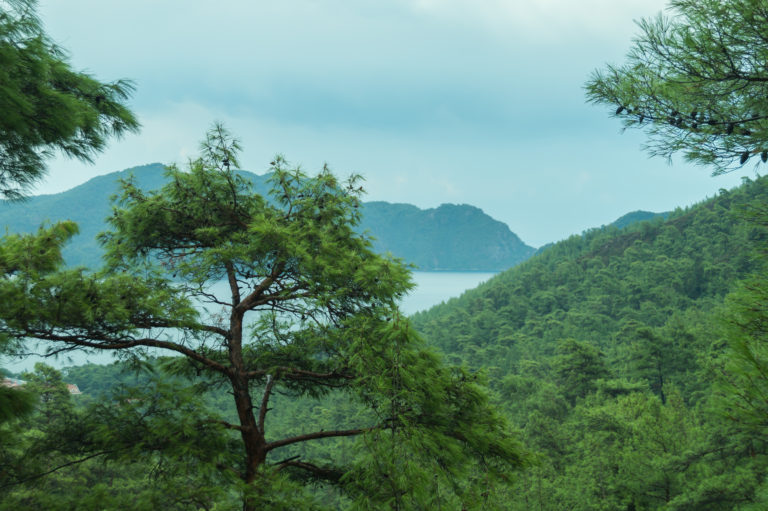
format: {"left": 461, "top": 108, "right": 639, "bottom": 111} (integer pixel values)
{"left": 0, "top": 125, "right": 526, "bottom": 509}
{"left": 586, "top": 0, "right": 768, "bottom": 173}
{"left": 0, "top": 0, "right": 138, "bottom": 427}
{"left": 0, "top": 0, "right": 139, "bottom": 199}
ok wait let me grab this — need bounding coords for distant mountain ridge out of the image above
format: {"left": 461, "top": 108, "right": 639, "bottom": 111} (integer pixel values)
{"left": 1, "top": 163, "right": 535, "bottom": 272}
{"left": 610, "top": 210, "right": 669, "bottom": 229}
{"left": 360, "top": 201, "right": 535, "bottom": 271}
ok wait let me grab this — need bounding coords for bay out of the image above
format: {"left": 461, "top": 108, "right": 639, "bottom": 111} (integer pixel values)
{"left": 400, "top": 271, "right": 497, "bottom": 315}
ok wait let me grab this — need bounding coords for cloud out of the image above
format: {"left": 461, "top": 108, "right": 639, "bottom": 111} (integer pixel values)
{"left": 405, "top": 0, "right": 669, "bottom": 42}
{"left": 37, "top": 0, "right": 668, "bottom": 141}
{"left": 37, "top": 101, "right": 225, "bottom": 194}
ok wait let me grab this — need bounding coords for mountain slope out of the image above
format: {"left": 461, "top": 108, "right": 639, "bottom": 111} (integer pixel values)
{"left": 412, "top": 182, "right": 758, "bottom": 369}
{"left": 0, "top": 163, "right": 535, "bottom": 271}
{"left": 409, "top": 176, "right": 768, "bottom": 509}
{"left": 360, "top": 201, "right": 535, "bottom": 270}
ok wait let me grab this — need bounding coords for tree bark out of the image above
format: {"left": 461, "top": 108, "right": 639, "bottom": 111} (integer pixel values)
{"left": 227, "top": 306, "right": 267, "bottom": 511}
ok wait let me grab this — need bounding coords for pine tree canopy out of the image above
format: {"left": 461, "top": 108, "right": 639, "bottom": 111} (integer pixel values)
{"left": 0, "top": 125, "right": 527, "bottom": 509}
{"left": 0, "top": 0, "right": 139, "bottom": 199}
{"left": 586, "top": 0, "right": 768, "bottom": 174}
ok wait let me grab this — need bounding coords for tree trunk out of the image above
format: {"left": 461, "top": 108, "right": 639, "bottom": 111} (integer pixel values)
{"left": 228, "top": 310, "right": 267, "bottom": 510}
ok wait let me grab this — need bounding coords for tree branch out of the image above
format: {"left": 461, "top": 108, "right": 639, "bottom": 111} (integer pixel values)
{"left": 21, "top": 331, "right": 232, "bottom": 376}
{"left": 266, "top": 427, "right": 373, "bottom": 452}
{"left": 202, "top": 419, "right": 244, "bottom": 432}
{"left": 139, "top": 318, "right": 229, "bottom": 340}
{"left": 274, "top": 459, "right": 345, "bottom": 483}
{"left": 245, "top": 367, "right": 353, "bottom": 381}
{"left": 0, "top": 449, "right": 122, "bottom": 490}
{"left": 250, "top": 290, "right": 314, "bottom": 309}
{"left": 258, "top": 374, "right": 275, "bottom": 434}
{"left": 237, "top": 261, "right": 286, "bottom": 312}
{"left": 224, "top": 260, "right": 240, "bottom": 305}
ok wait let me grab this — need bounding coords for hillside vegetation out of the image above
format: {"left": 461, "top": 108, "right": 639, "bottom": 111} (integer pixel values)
{"left": 411, "top": 176, "right": 768, "bottom": 509}
{"left": 5, "top": 176, "right": 767, "bottom": 509}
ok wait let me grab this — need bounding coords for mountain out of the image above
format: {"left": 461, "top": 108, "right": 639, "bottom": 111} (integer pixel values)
{"left": 409, "top": 176, "right": 768, "bottom": 509}
{"left": 610, "top": 209, "right": 669, "bottom": 229}
{"left": 0, "top": 163, "right": 535, "bottom": 271}
{"left": 359, "top": 202, "right": 535, "bottom": 271}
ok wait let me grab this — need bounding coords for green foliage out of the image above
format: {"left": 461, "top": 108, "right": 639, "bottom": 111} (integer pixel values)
{"left": 0, "top": 0, "right": 139, "bottom": 199}
{"left": 611, "top": 210, "right": 669, "bottom": 230}
{"left": 344, "top": 316, "right": 525, "bottom": 509}
{"left": 412, "top": 176, "right": 768, "bottom": 509}
{"left": 0, "top": 125, "right": 526, "bottom": 508}
{"left": 414, "top": 179, "right": 767, "bottom": 377}
{"left": 0, "top": 0, "right": 138, "bottom": 430}
{"left": 579, "top": 3, "right": 768, "bottom": 504}
{"left": 586, "top": 0, "right": 768, "bottom": 173}
{"left": 0, "top": 364, "right": 245, "bottom": 510}
{"left": 0, "top": 381, "right": 34, "bottom": 424}
{"left": 553, "top": 339, "right": 611, "bottom": 403}
{"left": 714, "top": 199, "right": 768, "bottom": 432}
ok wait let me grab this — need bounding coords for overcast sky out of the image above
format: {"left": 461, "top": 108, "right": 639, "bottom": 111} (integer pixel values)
{"left": 33, "top": 0, "right": 750, "bottom": 247}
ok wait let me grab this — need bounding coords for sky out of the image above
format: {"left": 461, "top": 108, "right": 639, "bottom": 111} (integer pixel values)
{"left": 33, "top": 0, "right": 752, "bottom": 248}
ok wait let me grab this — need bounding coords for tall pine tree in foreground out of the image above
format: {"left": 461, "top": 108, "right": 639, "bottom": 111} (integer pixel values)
{"left": 0, "top": 125, "right": 525, "bottom": 509}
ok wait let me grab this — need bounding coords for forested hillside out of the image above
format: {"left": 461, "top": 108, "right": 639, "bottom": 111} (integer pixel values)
{"left": 411, "top": 176, "right": 768, "bottom": 509}
{"left": 610, "top": 210, "right": 669, "bottom": 230}
{"left": 6, "top": 176, "right": 767, "bottom": 510}
{"left": 0, "top": 163, "right": 534, "bottom": 271}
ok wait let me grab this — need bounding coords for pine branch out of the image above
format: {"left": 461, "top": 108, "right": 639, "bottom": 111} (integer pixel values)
{"left": 266, "top": 427, "right": 374, "bottom": 452}
{"left": 258, "top": 374, "right": 275, "bottom": 434}
{"left": 0, "top": 448, "right": 122, "bottom": 490}
{"left": 20, "top": 331, "right": 232, "bottom": 376}
{"left": 202, "top": 419, "right": 244, "bottom": 432}
{"left": 274, "top": 459, "right": 345, "bottom": 483}
{"left": 245, "top": 367, "right": 353, "bottom": 381}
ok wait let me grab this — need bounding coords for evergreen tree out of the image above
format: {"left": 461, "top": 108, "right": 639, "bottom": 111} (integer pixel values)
{"left": 0, "top": 0, "right": 139, "bottom": 199}
{"left": 0, "top": 125, "right": 526, "bottom": 509}
{"left": 0, "top": 368, "right": 34, "bottom": 424}
{"left": 0, "top": 0, "right": 138, "bottom": 427}
{"left": 586, "top": 0, "right": 768, "bottom": 173}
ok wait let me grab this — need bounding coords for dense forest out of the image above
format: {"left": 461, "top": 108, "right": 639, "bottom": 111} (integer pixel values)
{"left": 4, "top": 175, "right": 768, "bottom": 509}
{"left": 412, "top": 176, "right": 768, "bottom": 509}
